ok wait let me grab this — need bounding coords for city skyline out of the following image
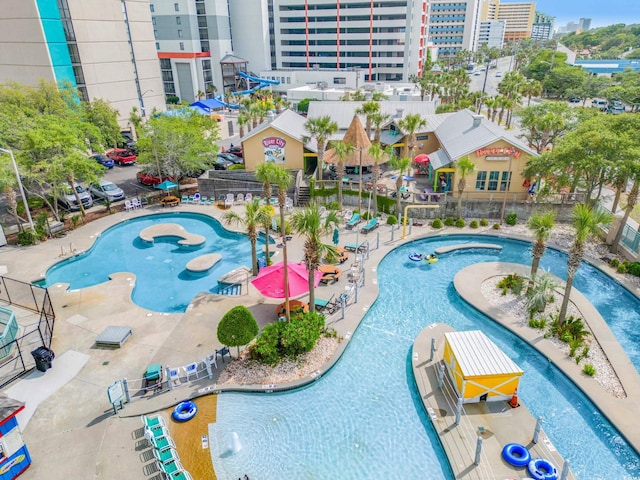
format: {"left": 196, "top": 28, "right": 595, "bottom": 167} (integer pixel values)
{"left": 512, "top": 0, "right": 640, "bottom": 29}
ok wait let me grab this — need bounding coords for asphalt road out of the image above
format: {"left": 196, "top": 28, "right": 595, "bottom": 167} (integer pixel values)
{"left": 468, "top": 56, "right": 514, "bottom": 97}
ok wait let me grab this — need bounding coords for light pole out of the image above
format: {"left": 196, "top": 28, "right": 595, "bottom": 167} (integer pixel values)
{"left": 0, "top": 148, "right": 35, "bottom": 232}
{"left": 477, "top": 58, "right": 491, "bottom": 114}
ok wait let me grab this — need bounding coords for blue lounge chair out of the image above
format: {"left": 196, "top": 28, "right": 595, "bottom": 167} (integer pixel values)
{"left": 315, "top": 294, "right": 335, "bottom": 312}
{"left": 344, "top": 242, "right": 367, "bottom": 253}
{"left": 345, "top": 213, "right": 361, "bottom": 230}
{"left": 360, "top": 217, "right": 379, "bottom": 234}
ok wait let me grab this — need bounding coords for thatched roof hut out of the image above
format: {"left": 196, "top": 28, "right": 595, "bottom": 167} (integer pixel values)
{"left": 323, "top": 116, "right": 390, "bottom": 166}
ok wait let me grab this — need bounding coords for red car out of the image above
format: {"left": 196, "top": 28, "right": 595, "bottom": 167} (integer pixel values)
{"left": 106, "top": 148, "right": 137, "bottom": 166}
{"left": 136, "top": 171, "right": 175, "bottom": 186}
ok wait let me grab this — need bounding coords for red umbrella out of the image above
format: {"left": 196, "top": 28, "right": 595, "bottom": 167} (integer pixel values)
{"left": 414, "top": 154, "right": 430, "bottom": 165}
{"left": 251, "top": 262, "right": 322, "bottom": 298}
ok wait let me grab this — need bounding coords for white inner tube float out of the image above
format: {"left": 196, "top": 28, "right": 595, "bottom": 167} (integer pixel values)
{"left": 527, "top": 457, "right": 558, "bottom": 480}
{"left": 408, "top": 252, "right": 423, "bottom": 262}
{"left": 172, "top": 400, "right": 198, "bottom": 422}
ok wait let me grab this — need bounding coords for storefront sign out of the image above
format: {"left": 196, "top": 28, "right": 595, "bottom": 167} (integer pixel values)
{"left": 262, "top": 137, "right": 286, "bottom": 164}
{"left": 485, "top": 155, "right": 510, "bottom": 161}
{"left": 476, "top": 147, "right": 521, "bottom": 158}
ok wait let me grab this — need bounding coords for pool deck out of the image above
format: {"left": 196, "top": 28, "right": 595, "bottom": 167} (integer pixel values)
{"left": 413, "top": 322, "right": 575, "bottom": 480}
{"left": 1, "top": 203, "right": 639, "bottom": 480}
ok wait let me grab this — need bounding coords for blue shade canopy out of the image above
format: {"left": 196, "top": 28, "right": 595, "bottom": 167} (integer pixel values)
{"left": 191, "top": 99, "right": 226, "bottom": 110}
{"left": 155, "top": 180, "right": 179, "bottom": 190}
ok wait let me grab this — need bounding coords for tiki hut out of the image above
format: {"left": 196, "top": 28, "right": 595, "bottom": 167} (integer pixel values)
{"left": 323, "top": 116, "right": 390, "bottom": 166}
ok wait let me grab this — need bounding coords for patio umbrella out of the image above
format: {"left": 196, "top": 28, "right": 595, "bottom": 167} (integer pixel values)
{"left": 332, "top": 228, "right": 340, "bottom": 246}
{"left": 390, "top": 175, "right": 416, "bottom": 182}
{"left": 414, "top": 154, "right": 430, "bottom": 165}
{"left": 155, "top": 180, "right": 179, "bottom": 191}
{"left": 251, "top": 261, "right": 322, "bottom": 298}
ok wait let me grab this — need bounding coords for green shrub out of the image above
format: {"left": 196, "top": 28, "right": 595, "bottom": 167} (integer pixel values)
{"left": 528, "top": 317, "right": 547, "bottom": 329}
{"left": 569, "top": 338, "right": 582, "bottom": 357}
{"left": 617, "top": 263, "right": 627, "bottom": 274}
{"left": 455, "top": 218, "right": 465, "bottom": 228}
{"left": 576, "top": 345, "right": 590, "bottom": 364}
{"left": 549, "top": 314, "right": 590, "bottom": 343}
{"left": 626, "top": 262, "right": 640, "bottom": 277}
{"left": 71, "top": 215, "right": 83, "bottom": 230}
{"left": 583, "top": 364, "right": 596, "bottom": 376}
{"left": 386, "top": 215, "right": 398, "bottom": 225}
{"left": 250, "top": 311, "right": 325, "bottom": 365}
{"left": 505, "top": 212, "right": 518, "bottom": 226}
{"left": 480, "top": 218, "right": 489, "bottom": 227}
{"left": 228, "top": 164, "right": 245, "bottom": 170}
{"left": 444, "top": 217, "right": 455, "bottom": 226}
{"left": 492, "top": 223, "right": 500, "bottom": 230}
{"left": 431, "top": 218, "right": 443, "bottom": 229}
{"left": 217, "top": 305, "right": 259, "bottom": 356}
{"left": 362, "top": 211, "right": 371, "bottom": 220}
{"left": 609, "top": 258, "right": 620, "bottom": 268}
{"left": 469, "top": 220, "right": 479, "bottom": 229}
{"left": 327, "top": 201, "right": 340, "bottom": 211}
{"left": 496, "top": 273, "right": 525, "bottom": 295}
{"left": 17, "top": 229, "right": 38, "bottom": 245}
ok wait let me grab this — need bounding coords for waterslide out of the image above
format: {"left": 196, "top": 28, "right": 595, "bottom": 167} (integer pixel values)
{"left": 214, "top": 72, "right": 282, "bottom": 108}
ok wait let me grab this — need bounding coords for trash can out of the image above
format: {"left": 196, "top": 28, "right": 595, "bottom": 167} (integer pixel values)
{"left": 31, "top": 347, "right": 55, "bottom": 372}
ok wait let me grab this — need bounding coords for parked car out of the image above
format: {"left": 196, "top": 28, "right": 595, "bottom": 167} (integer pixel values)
{"left": 91, "top": 154, "right": 115, "bottom": 169}
{"left": 591, "top": 98, "right": 608, "bottom": 111}
{"left": 226, "top": 145, "right": 243, "bottom": 158}
{"left": 106, "top": 148, "right": 137, "bottom": 166}
{"left": 89, "top": 179, "right": 125, "bottom": 202}
{"left": 608, "top": 100, "right": 625, "bottom": 114}
{"left": 136, "top": 171, "right": 174, "bottom": 186}
{"left": 495, "top": 71, "right": 503, "bottom": 77}
{"left": 58, "top": 183, "right": 93, "bottom": 211}
{"left": 217, "top": 152, "right": 244, "bottom": 164}
{"left": 214, "top": 157, "right": 235, "bottom": 170}
{"left": 568, "top": 96, "right": 581, "bottom": 103}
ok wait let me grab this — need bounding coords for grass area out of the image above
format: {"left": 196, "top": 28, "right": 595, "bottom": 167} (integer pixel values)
{"left": 618, "top": 192, "right": 640, "bottom": 224}
{"left": 165, "top": 394, "right": 218, "bottom": 480}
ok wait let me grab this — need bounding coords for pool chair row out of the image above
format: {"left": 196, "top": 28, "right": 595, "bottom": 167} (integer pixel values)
{"left": 141, "top": 415, "right": 194, "bottom": 480}
{"left": 180, "top": 193, "right": 214, "bottom": 205}
{"left": 166, "top": 347, "right": 232, "bottom": 387}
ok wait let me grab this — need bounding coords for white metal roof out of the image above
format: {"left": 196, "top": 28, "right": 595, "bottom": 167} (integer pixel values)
{"left": 444, "top": 330, "right": 523, "bottom": 377}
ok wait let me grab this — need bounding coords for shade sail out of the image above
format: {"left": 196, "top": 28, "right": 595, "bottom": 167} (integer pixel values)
{"left": 251, "top": 261, "right": 322, "bottom": 298}
{"left": 155, "top": 180, "right": 179, "bottom": 190}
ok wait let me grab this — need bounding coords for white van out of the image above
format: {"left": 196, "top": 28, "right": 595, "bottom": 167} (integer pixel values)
{"left": 591, "top": 98, "right": 608, "bottom": 111}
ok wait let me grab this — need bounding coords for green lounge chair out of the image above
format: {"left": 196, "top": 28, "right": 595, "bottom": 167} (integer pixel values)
{"left": 360, "top": 217, "right": 379, "bottom": 234}
{"left": 153, "top": 445, "right": 179, "bottom": 465}
{"left": 315, "top": 294, "right": 335, "bottom": 312}
{"left": 344, "top": 242, "right": 367, "bottom": 253}
{"left": 141, "top": 413, "right": 166, "bottom": 431}
{"left": 157, "top": 457, "right": 183, "bottom": 477}
{"left": 145, "top": 428, "right": 176, "bottom": 451}
{"left": 171, "top": 470, "right": 194, "bottom": 480}
{"left": 145, "top": 425, "right": 170, "bottom": 441}
{"left": 345, "top": 213, "right": 361, "bottom": 230}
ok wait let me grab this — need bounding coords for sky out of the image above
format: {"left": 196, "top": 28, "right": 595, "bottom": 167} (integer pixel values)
{"left": 503, "top": 0, "right": 640, "bottom": 29}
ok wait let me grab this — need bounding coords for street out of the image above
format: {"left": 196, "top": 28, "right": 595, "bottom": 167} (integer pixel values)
{"left": 468, "top": 56, "right": 514, "bottom": 97}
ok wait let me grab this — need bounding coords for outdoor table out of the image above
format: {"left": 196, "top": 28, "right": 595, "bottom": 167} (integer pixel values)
{"left": 160, "top": 195, "right": 180, "bottom": 207}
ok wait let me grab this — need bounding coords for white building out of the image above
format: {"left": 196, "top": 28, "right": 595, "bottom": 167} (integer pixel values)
{"left": 477, "top": 20, "right": 506, "bottom": 49}
{"left": 428, "top": 0, "right": 481, "bottom": 55}
{"left": 0, "top": 0, "right": 165, "bottom": 124}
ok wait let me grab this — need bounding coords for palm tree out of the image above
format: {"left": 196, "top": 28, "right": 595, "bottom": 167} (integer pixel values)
{"left": 290, "top": 202, "right": 342, "bottom": 311}
{"left": 455, "top": 156, "right": 475, "bottom": 219}
{"left": 527, "top": 210, "right": 555, "bottom": 282}
{"left": 369, "top": 112, "right": 390, "bottom": 144}
{"left": 272, "top": 165, "right": 294, "bottom": 321}
{"left": 237, "top": 111, "right": 249, "bottom": 138}
{"left": 331, "top": 141, "right": 355, "bottom": 210}
{"left": 255, "top": 162, "right": 279, "bottom": 261}
{"left": 355, "top": 100, "right": 380, "bottom": 139}
{"left": 222, "top": 198, "right": 271, "bottom": 276}
{"left": 558, "top": 204, "right": 612, "bottom": 325}
{"left": 304, "top": 116, "right": 338, "bottom": 180}
{"left": 388, "top": 154, "right": 411, "bottom": 218}
{"left": 398, "top": 113, "right": 427, "bottom": 161}
{"left": 519, "top": 79, "right": 543, "bottom": 106}
{"left": 368, "top": 143, "right": 386, "bottom": 217}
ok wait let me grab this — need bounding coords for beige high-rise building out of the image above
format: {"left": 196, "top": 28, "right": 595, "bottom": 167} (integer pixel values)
{"left": 0, "top": 0, "right": 165, "bottom": 124}
{"left": 480, "top": 0, "right": 535, "bottom": 42}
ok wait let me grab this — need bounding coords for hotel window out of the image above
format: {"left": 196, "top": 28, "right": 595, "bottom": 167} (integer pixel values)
{"left": 174, "top": 3, "right": 179, "bottom": 11}
{"left": 487, "top": 171, "right": 499, "bottom": 191}
{"left": 176, "top": 17, "right": 181, "bottom": 25}
{"left": 500, "top": 171, "right": 512, "bottom": 191}
{"left": 155, "top": 42, "right": 160, "bottom": 50}
{"left": 333, "top": 77, "right": 346, "bottom": 84}
{"left": 178, "top": 30, "right": 183, "bottom": 38}
{"left": 475, "top": 171, "right": 487, "bottom": 190}
{"left": 150, "top": 4, "right": 154, "bottom": 12}
{"left": 152, "top": 17, "right": 156, "bottom": 25}
{"left": 179, "top": 42, "right": 184, "bottom": 50}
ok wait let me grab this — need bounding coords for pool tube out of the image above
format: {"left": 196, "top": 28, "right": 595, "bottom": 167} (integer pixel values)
{"left": 527, "top": 457, "right": 558, "bottom": 480}
{"left": 172, "top": 400, "right": 198, "bottom": 422}
{"left": 424, "top": 254, "right": 438, "bottom": 263}
{"left": 408, "top": 252, "right": 423, "bottom": 261}
{"left": 501, "top": 442, "right": 531, "bottom": 467}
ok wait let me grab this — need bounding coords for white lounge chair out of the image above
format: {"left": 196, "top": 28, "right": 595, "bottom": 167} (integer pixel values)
{"left": 167, "top": 366, "right": 181, "bottom": 386}
{"left": 245, "top": 192, "right": 253, "bottom": 203}
{"left": 131, "top": 198, "right": 142, "bottom": 209}
{"left": 184, "top": 362, "right": 198, "bottom": 381}
{"left": 235, "top": 193, "right": 244, "bottom": 205}
{"left": 124, "top": 199, "right": 133, "bottom": 212}
{"left": 225, "top": 193, "right": 234, "bottom": 209}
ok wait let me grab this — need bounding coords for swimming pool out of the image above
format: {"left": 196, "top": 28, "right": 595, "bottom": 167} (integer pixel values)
{"left": 210, "top": 235, "right": 640, "bottom": 480}
{"left": 42, "top": 212, "right": 265, "bottom": 313}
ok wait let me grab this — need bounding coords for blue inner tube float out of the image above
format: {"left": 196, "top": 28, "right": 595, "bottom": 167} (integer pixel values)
{"left": 172, "top": 400, "right": 198, "bottom": 422}
{"left": 408, "top": 252, "right": 423, "bottom": 262}
{"left": 527, "top": 457, "right": 558, "bottom": 480}
{"left": 501, "top": 443, "right": 531, "bottom": 467}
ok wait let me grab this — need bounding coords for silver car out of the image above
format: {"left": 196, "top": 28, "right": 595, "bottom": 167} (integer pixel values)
{"left": 89, "top": 180, "right": 125, "bottom": 202}
{"left": 58, "top": 183, "right": 93, "bottom": 211}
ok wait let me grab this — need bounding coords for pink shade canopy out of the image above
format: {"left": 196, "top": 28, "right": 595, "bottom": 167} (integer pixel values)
{"left": 251, "top": 261, "right": 322, "bottom": 298}
{"left": 414, "top": 154, "right": 430, "bottom": 165}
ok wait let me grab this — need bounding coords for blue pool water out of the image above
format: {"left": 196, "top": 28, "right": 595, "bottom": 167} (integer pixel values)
{"left": 42, "top": 212, "right": 264, "bottom": 313}
{"left": 211, "top": 235, "right": 640, "bottom": 480}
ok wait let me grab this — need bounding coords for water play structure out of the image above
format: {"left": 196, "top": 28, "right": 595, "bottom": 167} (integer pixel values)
{"left": 214, "top": 72, "right": 281, "bottom": 109}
